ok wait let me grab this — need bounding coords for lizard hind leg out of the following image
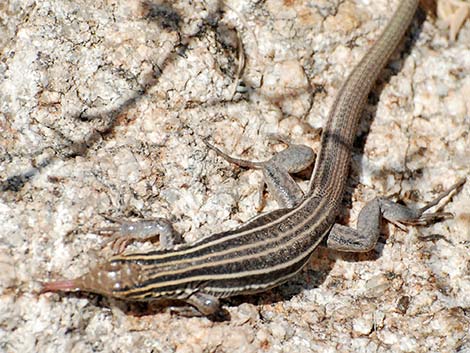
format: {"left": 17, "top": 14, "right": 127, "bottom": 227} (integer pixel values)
{"left": 326, "top": 178, "right": 466, "bottom": 252}
{"left": 204, "top": 136, "right": 315, "bottom": 209}
{"left": 381, "top": 178, "right": 466, "bottom": 226}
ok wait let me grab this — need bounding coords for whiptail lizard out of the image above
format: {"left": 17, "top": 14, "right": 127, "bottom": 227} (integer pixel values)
{"left": 42, "top": 0, "right": 465, "bottom": 317}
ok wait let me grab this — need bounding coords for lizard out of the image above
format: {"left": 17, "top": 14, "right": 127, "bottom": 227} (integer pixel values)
{"left": 42, "top": 0, "right": 465, "bottom": 317}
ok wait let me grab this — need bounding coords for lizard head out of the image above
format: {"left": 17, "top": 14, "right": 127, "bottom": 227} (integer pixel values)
{"left": 41, "top": 260, "right": 144, "bottom": 299}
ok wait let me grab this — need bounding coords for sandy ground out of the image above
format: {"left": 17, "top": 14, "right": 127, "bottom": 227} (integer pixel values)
{"left": 1, "top": 0, "right": 469, "bottom": 352}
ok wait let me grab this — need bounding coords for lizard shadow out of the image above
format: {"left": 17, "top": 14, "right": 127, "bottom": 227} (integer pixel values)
{"left": 1, "top": 1, "right": 186, "bottom": 192}
{"left": 1, "top": 0, "right": 233, "bottom": 193}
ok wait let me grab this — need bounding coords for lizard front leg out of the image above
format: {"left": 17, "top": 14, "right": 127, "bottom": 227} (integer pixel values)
{"left": 96, "top": 215, "right": 183, "bottom": 253}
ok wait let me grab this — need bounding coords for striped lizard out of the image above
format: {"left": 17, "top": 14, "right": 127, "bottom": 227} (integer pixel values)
{"left": 42, "top": 0, "right": 465, "bottom": 317}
